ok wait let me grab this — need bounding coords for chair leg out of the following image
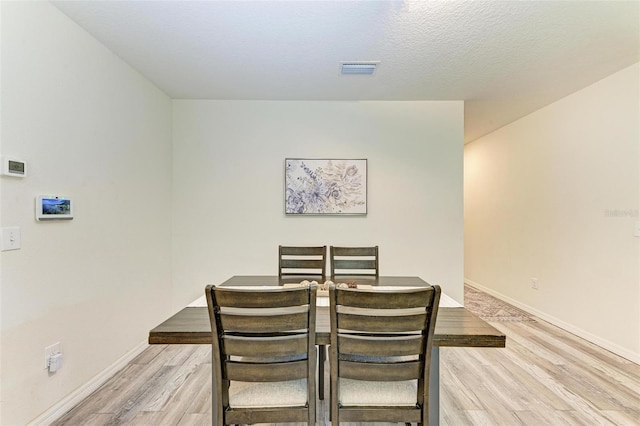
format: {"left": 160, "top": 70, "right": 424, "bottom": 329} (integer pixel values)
{"left": 318, "top": 344, "right": 326, "bottom": 400}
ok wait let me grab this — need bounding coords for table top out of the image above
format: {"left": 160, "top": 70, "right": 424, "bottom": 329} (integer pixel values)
{"left": 148, "top": 275, "right": 506, "bottom": 348}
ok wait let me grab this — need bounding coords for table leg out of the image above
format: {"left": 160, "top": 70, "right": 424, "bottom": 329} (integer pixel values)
{"left": 429, "top": 346, "right": 440, "bottom": 426}
{"left": 318, "top": 344, "right": 326, "bottom": 400}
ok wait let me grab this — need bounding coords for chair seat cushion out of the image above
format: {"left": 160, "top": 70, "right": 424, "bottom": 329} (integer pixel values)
{"left": 229, "top": 379, "right": 308, "bottom": 408}
{"left": 339, "top": 379, "right": 417, "bottom": 406}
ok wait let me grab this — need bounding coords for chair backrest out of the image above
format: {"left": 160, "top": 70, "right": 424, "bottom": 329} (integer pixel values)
{"left": 329, "top": 246, "right": 379, "bottom": 277}
{"left": 328, "top": 283, "right": 441, "bottom": 425}
{"left": 206, "top": 284, "right": 317, "bottom": 425}
{"left": 279, "top": 245, "right": 326, "bottom": 278}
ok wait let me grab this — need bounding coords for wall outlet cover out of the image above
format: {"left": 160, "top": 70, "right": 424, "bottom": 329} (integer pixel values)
{"left": 44, "top": 342, "right": 61, "bottom": 369}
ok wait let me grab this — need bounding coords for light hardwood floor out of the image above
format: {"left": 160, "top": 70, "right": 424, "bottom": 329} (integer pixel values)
{"left": 54, "top": 297, "right": 640, "bottom": 425}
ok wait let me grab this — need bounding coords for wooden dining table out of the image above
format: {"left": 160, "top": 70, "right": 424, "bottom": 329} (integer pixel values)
{"left": 149, "top": 275, "right": 506, "bottom": 425}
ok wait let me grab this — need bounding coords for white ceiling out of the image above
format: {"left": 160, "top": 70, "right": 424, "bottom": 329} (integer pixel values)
{"left": 51, "top": 0, "right": 640, "bottom": 143}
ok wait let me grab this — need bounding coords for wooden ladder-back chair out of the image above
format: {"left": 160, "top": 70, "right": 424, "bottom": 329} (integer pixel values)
{"left": 279, "top": 245, "right": 327, "bottom": 279}
{"left": 329, "top": 246, "right": 379, "bottom": 278}
{"left": 328, "top": 283, "right": 441, "bottom": 425}
{"left": 206, "top": 284, "right": 317, "bottom": 425}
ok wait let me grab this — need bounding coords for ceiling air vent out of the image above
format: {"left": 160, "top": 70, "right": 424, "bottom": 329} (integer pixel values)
{"left": 341, "top": 62, "right": 378, "bottom": 75}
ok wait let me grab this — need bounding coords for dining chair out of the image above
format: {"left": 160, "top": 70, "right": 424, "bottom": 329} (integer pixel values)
{"left": 329, "top": 246, "right": 379, "bottom": 277}
{"left": 279, "top": 245, "right": 327, "bottom": 278}
{"left": 205, "top": 283, "right": 317, "bottom": 425}
{"left": 328, "top": 283, "right": 441, "bottom": 425}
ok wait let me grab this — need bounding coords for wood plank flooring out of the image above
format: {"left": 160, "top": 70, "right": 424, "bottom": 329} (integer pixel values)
{"left": 54, "top": 291, "right": 640, "bottom": 425}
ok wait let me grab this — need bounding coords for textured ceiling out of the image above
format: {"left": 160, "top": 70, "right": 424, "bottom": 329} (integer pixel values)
{"left": 51, "top": 0, "right": 640, "bottom": 143}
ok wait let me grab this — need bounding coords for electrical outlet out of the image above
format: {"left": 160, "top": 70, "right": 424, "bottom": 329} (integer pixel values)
{"left": 44, "top": 342, "right": 61, "bottom": 370}
{"left": 531, "top": 278, "right": 539, "bottom": 290}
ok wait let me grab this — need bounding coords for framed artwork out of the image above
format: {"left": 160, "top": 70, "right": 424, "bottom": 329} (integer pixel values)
{"left": 285, "top": 158, "right": 367, "bottom": 215}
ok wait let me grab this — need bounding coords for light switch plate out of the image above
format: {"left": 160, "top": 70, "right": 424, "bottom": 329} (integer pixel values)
{"left": 1, "top": 227, "right": 21, "bottom": 251}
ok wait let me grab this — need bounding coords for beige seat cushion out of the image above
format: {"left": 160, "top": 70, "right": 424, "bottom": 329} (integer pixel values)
{"left": 339, "top": 379, "right": 418, "bottom": 406}
{"left": 229, "top": 379, "right": 308, "bottom": 408}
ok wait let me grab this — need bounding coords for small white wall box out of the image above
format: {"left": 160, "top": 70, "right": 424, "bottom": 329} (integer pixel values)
{"left": 1, "top": 158, "right": 27, "bottom": 177}
{"left": 36, "top": 196, "right": 74, "bottom": 221}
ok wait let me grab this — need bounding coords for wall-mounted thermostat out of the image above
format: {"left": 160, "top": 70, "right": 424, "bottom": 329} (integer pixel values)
{"left": 1, "top": 158, "right": 27, "bottom": 177}
{"left": 36, "top": 196, "right": 74, "bottom": 221}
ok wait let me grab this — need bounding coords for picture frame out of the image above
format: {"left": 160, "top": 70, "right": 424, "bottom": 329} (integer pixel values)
{"left": 285, "top": 158, "right": 367, "bottom": 215}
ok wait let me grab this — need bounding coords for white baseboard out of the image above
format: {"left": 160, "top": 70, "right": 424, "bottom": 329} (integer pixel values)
{"left": 464, "top": 278, "right": 640, "bottom": 365}
{"left": 28, "top": 340, "right": 149, "bottom": 426}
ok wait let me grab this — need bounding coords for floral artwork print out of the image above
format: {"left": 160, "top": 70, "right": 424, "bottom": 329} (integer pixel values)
{"left": 285, "top": 159, "right": 367, "bottom": 215}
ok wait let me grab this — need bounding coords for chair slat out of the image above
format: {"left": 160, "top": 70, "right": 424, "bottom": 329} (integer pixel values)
{"left": 333, "top": 259, "right": 377, "bottom": 270}
{"left": 338, "top": 407, "right": 422, "bottom": 423}
{"left": 225, "top": 360, "right": 308, "bottom": 382}
{"left": 214, "top": 287, "right": 309, "bottom": 308}
{"left": 226, "top": 408, "right": 310, "bottom": 424}
{"left": 336, "top": 287, "right": 435, "bottom": 309}
{"left": 338, "top": 335, "right": 423, "bottom": 357}
{"left": 338, "top": 312, "right": 427, "bottom": 333}
{"left": 280, "top": 259, "right": 325, "bottom": 269}
{"left": 332, "top": 247, "right": 377, "bottom": 256}
{"left": 339, "top": 359, "right": 422, "bottom": 381}
{"left": 223, "top": 335, "right": 308, "bottom": 358}
{"left": 280, "top": 246, "right": 326, "bottom": 256}
{"left": 220, "top": 311, "right": 309, "bottom": 333}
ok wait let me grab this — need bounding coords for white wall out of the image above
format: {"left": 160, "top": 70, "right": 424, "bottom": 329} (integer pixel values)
{"left": 0, "top": 2, "right": 173, "bottom": 424}
{"left": 171, "top": 100, "right": 464, "bottom": 309}
{"left": 465, "top": 63, "right": 640, "bottom": 362}
{"left": 0, "top": 5, "right": 464, "bottom": 423}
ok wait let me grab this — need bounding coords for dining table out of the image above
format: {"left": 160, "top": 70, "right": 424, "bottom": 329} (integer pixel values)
{"left": 148, "top": 275, "right": 506, "bottom": 425}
